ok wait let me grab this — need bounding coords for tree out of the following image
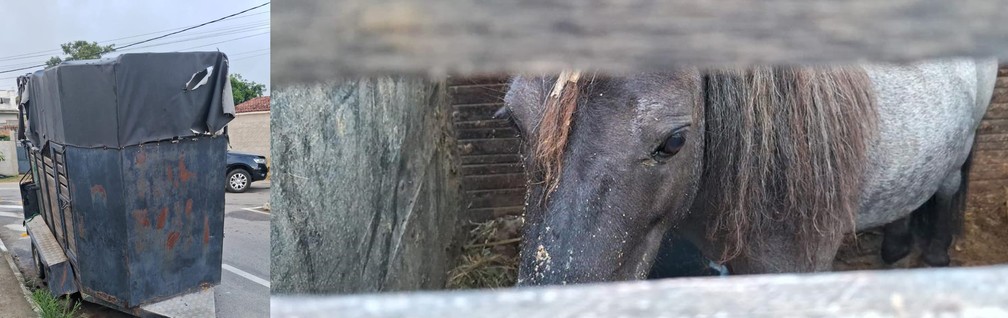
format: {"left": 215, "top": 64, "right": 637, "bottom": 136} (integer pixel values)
{"left": 230, "top": 74, "right": 265, "bottom": 105}
{"left": 45, "top": 41, "right": 116, "bottom": 67}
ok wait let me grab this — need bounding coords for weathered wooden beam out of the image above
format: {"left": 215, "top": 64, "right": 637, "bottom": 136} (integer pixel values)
{"left": 273, "top": 0, "right": 1008, "bottom": 83}
{"left": 272, "top": 265, "right": 1008, "bottom": 318}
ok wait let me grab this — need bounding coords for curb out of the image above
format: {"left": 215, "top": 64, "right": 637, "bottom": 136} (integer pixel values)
{"left": 0, "top": 238, "right": 42, "bottom": 315}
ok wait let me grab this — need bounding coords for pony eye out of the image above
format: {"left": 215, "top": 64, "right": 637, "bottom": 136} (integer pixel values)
{"left": 653, "top": 130, "right": 687, "bottom": 158}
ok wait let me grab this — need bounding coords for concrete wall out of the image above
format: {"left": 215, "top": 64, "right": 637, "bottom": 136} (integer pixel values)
{"left": 0, "top": 141, "right": 18, "bottom": 176}
{"left": 270, "top": 78, "right": 462, "bottom": 294}
{"left": 228, "top": 111, "right": 271, "bottom": 161}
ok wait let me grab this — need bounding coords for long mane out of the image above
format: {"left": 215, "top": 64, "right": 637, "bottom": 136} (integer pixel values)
{"left": 701, "top": 66, "right": 878, "bottom": 263}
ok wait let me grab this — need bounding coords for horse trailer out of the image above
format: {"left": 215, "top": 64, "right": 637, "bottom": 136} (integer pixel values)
{"left": 15, "top": 52, "right": 235, "bottom": 317}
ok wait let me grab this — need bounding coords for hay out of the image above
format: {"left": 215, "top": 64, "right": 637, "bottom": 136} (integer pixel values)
{"left": 446, "top": 216, "right": 523, "bottom": 289}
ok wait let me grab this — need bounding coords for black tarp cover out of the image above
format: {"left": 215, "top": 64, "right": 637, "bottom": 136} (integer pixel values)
{"left": 20, "top": 52, "right": 235, "bottom": 148}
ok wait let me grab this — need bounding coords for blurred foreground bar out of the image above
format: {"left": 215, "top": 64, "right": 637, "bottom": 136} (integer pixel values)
{"left": 273, "top": 0, "right": 1008, "bottom": 83}
{"left": 272, "top": 265, "right": 1008, "bottom": 318}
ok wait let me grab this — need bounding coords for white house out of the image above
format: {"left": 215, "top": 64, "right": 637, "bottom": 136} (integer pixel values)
{"left": 0, "top": 90, "right": 19, "bottom": 176}
{"left": 0, "top": 90, "right": 19, "bottom": 130}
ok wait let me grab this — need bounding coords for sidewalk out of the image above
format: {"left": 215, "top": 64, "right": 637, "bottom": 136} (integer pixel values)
{"left": 0, "top": 241, "right": 37, "bottom": 317}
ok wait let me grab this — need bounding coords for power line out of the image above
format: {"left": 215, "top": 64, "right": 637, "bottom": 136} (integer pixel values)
{"left": 99, "top": 10, "right": 268, "bottom": 42}
{"left": 107, "top": 20, "right": 269, "bottom": 50}
{"left": 116, "top": 20, "right": 269, "bottom": 45}
{"left": 114, "top": 2, "right": 270, "bottom": 50}
{"left": 0, "top": 29, "right": 270, "bottom": 74}
{"left": 0, "top": 2, "right": 270, "bottom": 75}
{"left": 0, "top": 48, "right": 269, "bottom": 82}
{"left": 0, "top": 60, "right": 49, "bottom": 70}
{"left": 171, "top": 31, "right": 270, "bottom": 52}
{"left": 230, "top": 52, "right": 270, "bottom": 62}
{"left": 0, "top": 14, "right": 269, "bottom": 62}
{"left": 0, "top": 64, "right": 45, "bottom": 75}
{"left": 227, "top": 48, "right": 271, "bottom": 57}
{"left": 115, "top": 27, "right": 269, "bottom": 52}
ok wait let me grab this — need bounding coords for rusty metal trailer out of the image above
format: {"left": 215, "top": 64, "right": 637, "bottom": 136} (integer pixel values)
{"left": 15, "top": 52, "right": 235, "bottom": 317}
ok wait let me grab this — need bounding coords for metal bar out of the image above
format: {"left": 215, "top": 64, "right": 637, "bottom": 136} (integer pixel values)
{"left": 48, "top": 146, "right": 71, "bottom": 254}
{"left": 272, "top": 265, "right": 1008, "bottom": 318}
{"left": 34, "top": 151, "right": 56, "bottom": 236}
{"left": 56, "top": 147, "right": 76, "bottom": 266}
{"left": 273, "top": 0, "right": 1008, "bottom": 83}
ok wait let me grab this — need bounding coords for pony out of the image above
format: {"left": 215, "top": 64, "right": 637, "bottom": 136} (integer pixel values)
{"left": 501, "top": 60, "right": 998, "bottom": 285}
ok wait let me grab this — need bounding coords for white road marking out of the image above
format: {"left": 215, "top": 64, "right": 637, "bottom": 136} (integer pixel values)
{"left": 0, "top": 211, "right": 21, "bottom": 219}
{"left": 0, "top": 240, "right": 6, "bottom": 252}
{"left": 4, "top": 224, "right": 25, "bottom": 233}
{"left": 0, "top": 205, "right": 22, "bottom": 210}
{"left": 239, "top": 207, "right": 270, "bottom": 216}
{"left": 222, "top": 263, "right": 270, "bottom": 288}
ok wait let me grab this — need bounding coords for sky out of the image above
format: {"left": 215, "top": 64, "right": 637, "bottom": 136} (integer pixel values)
{"left": 0, "top": 0, "right": 270, "bottom": 93}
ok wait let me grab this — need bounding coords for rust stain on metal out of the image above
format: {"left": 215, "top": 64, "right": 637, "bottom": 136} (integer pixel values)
{"left": 178, "top": 158, "right": 194, "bottom": 182}
{"left": 58, "top": 264, "right": 69, "bottom": 285}
{"left": 156, "top": 207, "right": 168, "bottom": 230}
{"left": 135, "top": 151, "right": 147, "bottom": 165}
{"left": 90, "top": 290, "right": 123, "bottom": 306}
{"left": 90, "top": 184, "right": 106, "bottom": 198}
{"left": 172, "top": 201, "right": 184, "bottom": 229}
{"left": 132, "top": 209, "right": 150, "bottom": 228}
{"left": 166, "top": 165, "right": 178, "bottom": 188}
{"left": 166, "top": 231, "right": 181, "bottom": 250}
{"left": 135, "top": 235, "right": 146, "bottom": 253}
{"left": 185, "top": 199, "right": 193, "bottom": 217}
{"left": 203, "top": 215, "right": 210, "bottom": 244}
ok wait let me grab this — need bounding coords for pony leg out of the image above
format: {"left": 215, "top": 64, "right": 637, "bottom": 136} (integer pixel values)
{"left": 918, "top": 167, "right": 968, "bottom": 267}
{"left": 880, "top": 214, "right": 914, "bottom": 264}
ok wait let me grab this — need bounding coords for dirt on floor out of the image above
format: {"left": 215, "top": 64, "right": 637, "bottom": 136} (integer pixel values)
{"left": 450, "top": 183, "right": 1008, "bottom": 288}
{"left": 449, "top": 180, "right": 1008, "bottom": 288}
{"left": 836, "top": 184, "right": 1008, "bottom": 270}
{"left": 954, "top": 184, "right": 1008, "bottom": 266}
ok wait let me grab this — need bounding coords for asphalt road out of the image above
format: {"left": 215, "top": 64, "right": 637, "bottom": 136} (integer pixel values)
{"left": 0, "top": 180, "right": 270, "bottom": 318}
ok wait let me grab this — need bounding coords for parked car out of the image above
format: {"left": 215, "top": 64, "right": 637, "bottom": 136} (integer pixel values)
{"left": 226, "top": 151, "right": 268, "bottom": 193}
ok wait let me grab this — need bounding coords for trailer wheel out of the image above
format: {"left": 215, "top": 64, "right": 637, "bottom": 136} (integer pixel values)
{"left": 31, "top": 243, "right": 45, "bottom": 281}
{"left": 227, "top": 169, "right": 251, "bottom": 193}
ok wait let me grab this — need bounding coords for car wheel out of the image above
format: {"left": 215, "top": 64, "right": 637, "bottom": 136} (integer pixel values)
{"left": 227, "top": 169, "right": 251, "bottom": 193}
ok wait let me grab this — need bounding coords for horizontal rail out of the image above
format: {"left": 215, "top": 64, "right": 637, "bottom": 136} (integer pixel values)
{"left": 274, "top": 0, "right": 1008, "bottom": 83}
{"left": 272, "top": 265, "right": 1008, "bottom": 318}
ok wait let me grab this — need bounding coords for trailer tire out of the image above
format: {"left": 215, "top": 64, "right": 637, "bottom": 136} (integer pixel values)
{"left": 31, "top": 244, "right": 45, "bottom": 281}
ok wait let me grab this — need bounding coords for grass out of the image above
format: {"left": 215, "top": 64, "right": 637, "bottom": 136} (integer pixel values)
{"left": 31, "top": 289, "right": 80, "bottom": 318}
